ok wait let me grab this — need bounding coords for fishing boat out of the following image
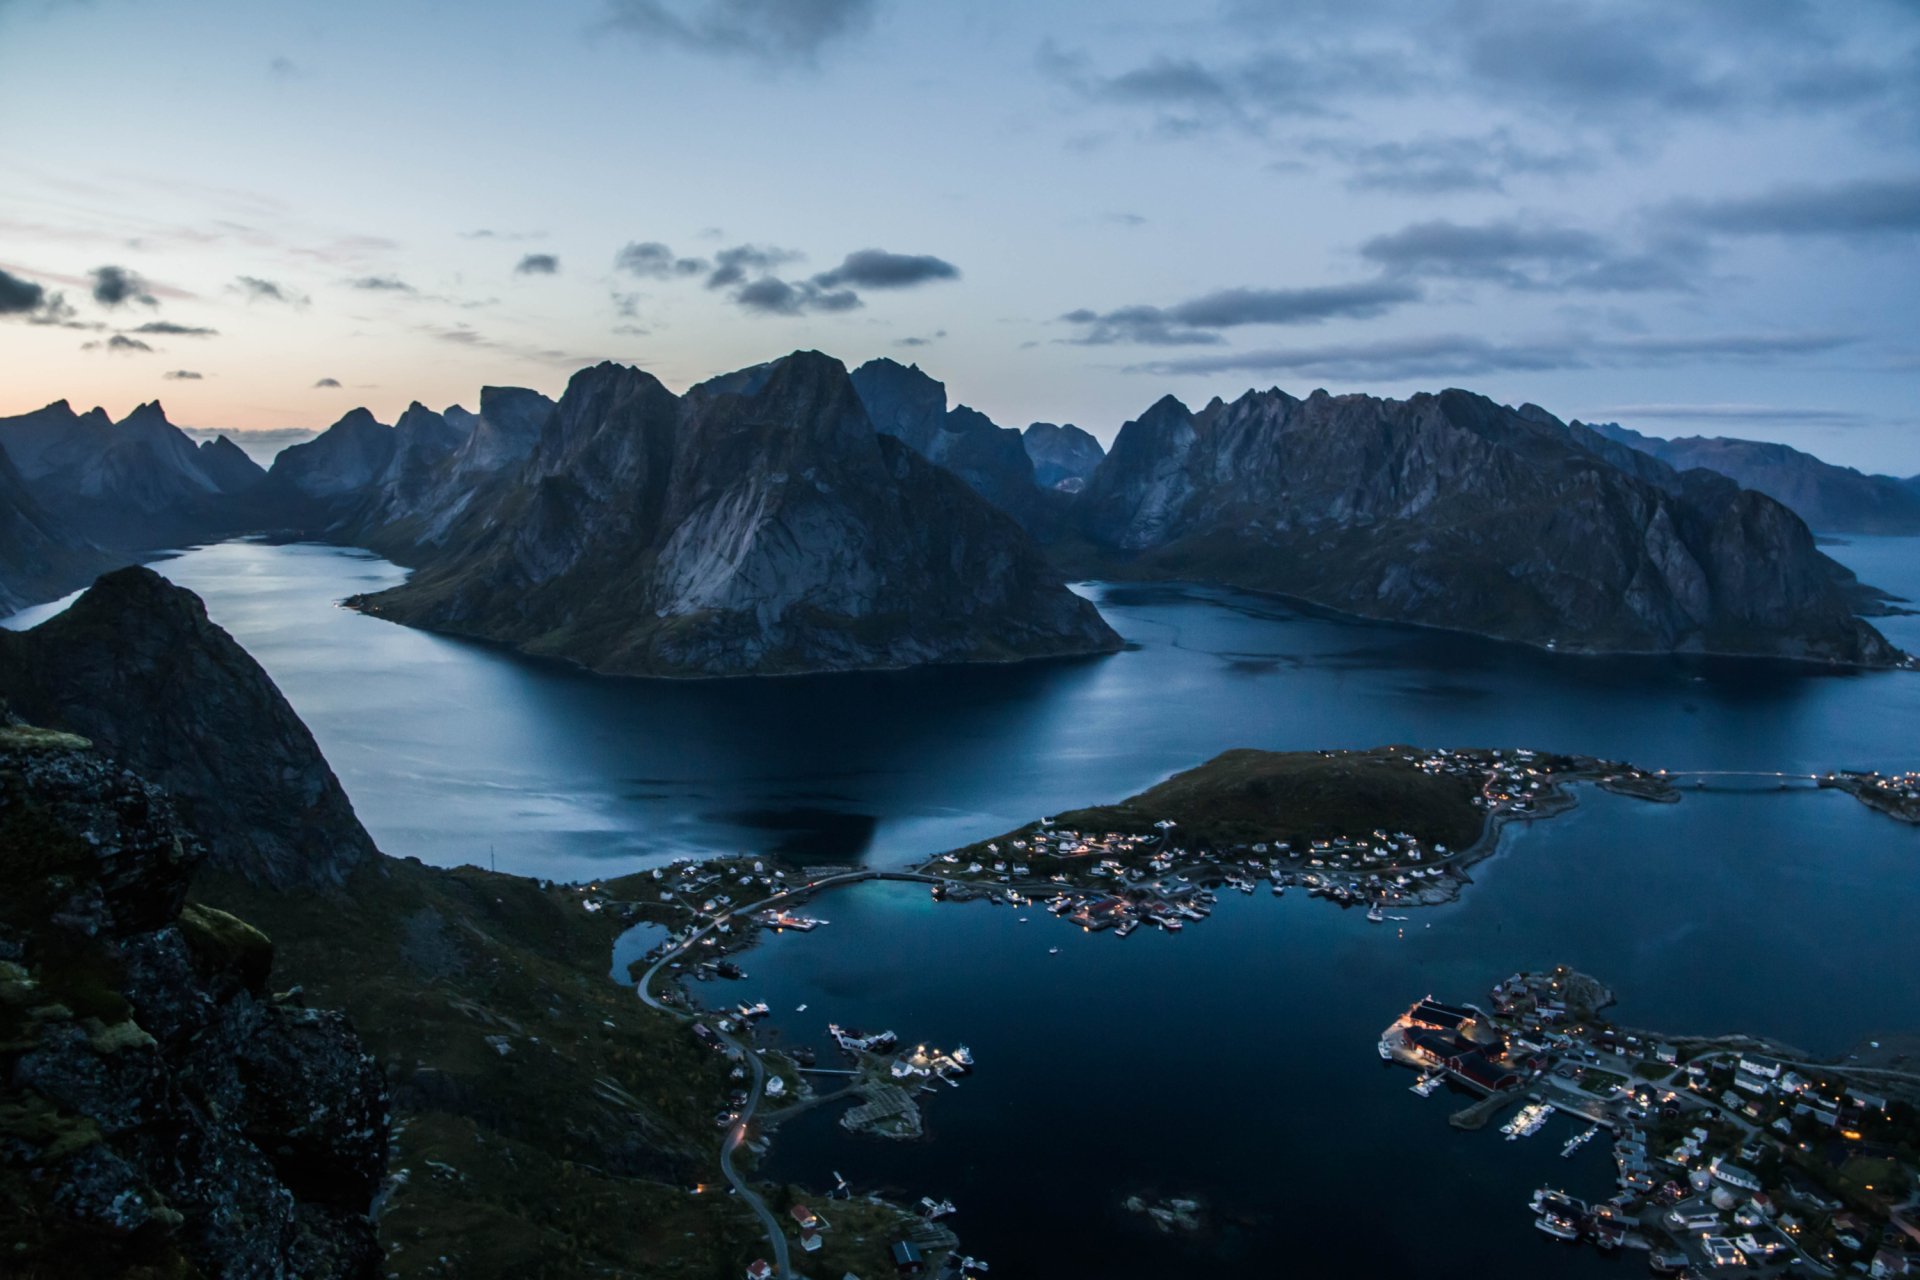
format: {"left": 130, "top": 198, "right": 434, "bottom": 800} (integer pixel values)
{"left": 1534, "top": 1212, "right": 1581, "bottom": 1241}
{"left": 1366, "top": 901, "right": 1385, "bottom": 923}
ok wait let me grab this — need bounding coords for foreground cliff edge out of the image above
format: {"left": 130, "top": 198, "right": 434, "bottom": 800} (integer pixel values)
{"left": 0, "top": 570, "right": 924, "bottom": 1278}
{"left": 0, "top": 721, "right": 387, "bottom": 1279}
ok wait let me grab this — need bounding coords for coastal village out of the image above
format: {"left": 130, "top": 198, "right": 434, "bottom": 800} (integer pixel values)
{"left": 555, "top": 749, "right": 1915, "bottom": 1279}
{"left": 911, "top": 746, "right": 1675, "bottom": 938}
{"left": 1382, "top": 968, "right": 1920, "bottom": 1277}
{"left": 1822, "top": 770, "right": 1920, "bottom": 824}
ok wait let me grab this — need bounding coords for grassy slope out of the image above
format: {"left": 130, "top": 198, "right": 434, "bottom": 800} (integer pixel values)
{"left": 958, "top": 747, "right": 1488, "bottom": 858}
{"left": 192, "top": 859, "right": 770, "bottom": 1280}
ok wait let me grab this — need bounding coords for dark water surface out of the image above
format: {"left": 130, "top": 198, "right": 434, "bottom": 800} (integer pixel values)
{"left": 7, "top": 535, "right": 1917, "bottom": 1277}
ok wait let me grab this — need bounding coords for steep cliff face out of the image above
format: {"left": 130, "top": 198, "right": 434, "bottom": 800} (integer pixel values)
{"left": 1023, "top": 421, "right": 1105, "bottom": 492}
{"left": 0, "top": 568, "right": 378, "bottom": 886}
{"left": 0, "top": 400, "right": 257, "bottom": 549}
{"left": 849, "top": 358, "right": 1042, "bottom": 527}
{"left": 1588, "top": 422, "right": 1920, "bottom": 535}
{"left": 0, "top": 445, "right": 116, "bottom": 615}
{"left": 0, "top": 725, "right": 387, "bottom": 1279}
{"left": 354, "top": 351, "right": 1120, "bottom": 677}
{"left": 1077, "top": 387, "right": 1900, "bottom": 664}
{"left": 264, "top": 408, "right": 396, "bottom": 503}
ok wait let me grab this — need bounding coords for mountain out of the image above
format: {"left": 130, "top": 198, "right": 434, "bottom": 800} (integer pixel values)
{"left": 196, "top": 433, "right": 269, "bottom": 492}
{"left": 0, "top": 443, "right": 116, "bottom": 614}
{"left": 0, "top": 566, "right": 378, "bottom": 887}
{"left": 262, "top": 407, "right": 397, "bottom": 506}
{"left": 352, "top": 351, "right": 1121, "bottom": 677}
{"left": 1023, "top": 421, "right": 1105, "bottom": 492}
{"left": 849, "top": 357, "right": 1041, "bottom": 527}
{"left": 1075, "top": 387, "right": 1899, "bottom": 665}
{"left": 0, "top": 721, "right": 387, "bottom": 1279}
{"left": 0, "top": 399, "right": 262, "bottom": 547}
{"left": 1589, "top": 422, "right": 1920, "bottom": 535}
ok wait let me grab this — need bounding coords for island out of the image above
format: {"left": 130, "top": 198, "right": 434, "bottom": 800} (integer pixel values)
{"left": 910, "top": 746, "right": 1674, "bottom": 931}
{"left": 1382, "top": 967, "right": 1920, "bottom": 1275}
{"left": 1821, "top": 770, "right": 1920, "bottom": 824}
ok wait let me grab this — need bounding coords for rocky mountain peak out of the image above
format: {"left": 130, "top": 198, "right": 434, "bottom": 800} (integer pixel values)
{"left": 0, "top": 567, "right": 379, "bottom": 887}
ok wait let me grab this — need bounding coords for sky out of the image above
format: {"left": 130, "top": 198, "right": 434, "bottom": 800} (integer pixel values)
{"left": 2, "top": 0, "right": 1918, "bottom": 471}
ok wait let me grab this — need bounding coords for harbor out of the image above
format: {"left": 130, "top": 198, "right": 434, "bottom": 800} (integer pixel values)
{"left": 1382, "top": 969, "right": 1920, "bottom": 1276}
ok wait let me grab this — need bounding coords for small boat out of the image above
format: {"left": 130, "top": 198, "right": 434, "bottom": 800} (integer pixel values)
{"left": 795, "top": 1003, "right": 808, "bottom": 1012}
{"left": 1366, "top": 901, "right": 1385, "bottom": 923}
{"left": 1534, "top": 1213, "right": 1581, "bottom": 1241}
{"left": 951, "top": 1045, "right": 973, "bottom": 1069}
{"left": 1048, "top": 947, "right": 1060, "bottom": 955}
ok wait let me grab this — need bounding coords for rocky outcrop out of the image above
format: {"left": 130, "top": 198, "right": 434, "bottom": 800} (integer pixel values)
{"left": 1023, "top": 421, "right": 1105, "bottom": 492}
{"left": 0, "top": 400, "right": 258, "bottom": 549}
{"left": 0, "top": 567, "right": 377, "bottom": 887}
{"left": 1587, "top": 422, "right": 1920, "bottom": 535}
{"left": 0, "top": 724, "right": 387, "bottom": 1279}
{"left": 1076, "top": 386, "right": 1900, "bottom": 665}
{"left": 850, "top": 358, "right": 1042, "bottom": 527}
{"left": 354, "top": 351, "right": 1120, "bottom": 677}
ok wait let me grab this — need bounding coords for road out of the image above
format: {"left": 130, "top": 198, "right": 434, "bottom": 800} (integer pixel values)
{"left": 633, "top": 867, "right": 951, "bottom": 1278}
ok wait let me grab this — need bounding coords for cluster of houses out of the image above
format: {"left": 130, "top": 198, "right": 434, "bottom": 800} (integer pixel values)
{"left": 1385, "top": 971, "right": 1920, "bottom": 1276}
{"left": 1823, "top": 769, "right": 1920, "bottom": 823}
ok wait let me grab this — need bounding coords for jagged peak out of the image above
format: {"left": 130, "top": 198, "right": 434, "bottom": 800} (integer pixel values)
{"left": 327, "top": 406, "right": 388, "bottom": 433}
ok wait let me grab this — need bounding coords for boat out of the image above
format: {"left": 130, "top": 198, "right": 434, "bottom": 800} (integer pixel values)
{"left": 1048, "top": 947, "right": 1060, "bottom": 955}
{"left": 1366, "top": 901, "right": 1385, "bottom": 923}
{"left": 919, "top": 1197, "right": 957, "bottom": 1220}
{"left": 1561, "top": 1124, "right": 1598, "bottom": 1157}
{"left": 1378, "top": 1039, "right": 1395, "bottom": 1061}
{"left": 1410, "top": 1072, "right": 1441, "bottom": 1097}
{"left": 951, "top": 1045, "right": 973, "bottom": 1069}
{"left": 1530, "top": 1189, "right": 1587, "bottom": 1217}
{"left": 1534, "top": 1213, "right": 1581, "bottom": 1241}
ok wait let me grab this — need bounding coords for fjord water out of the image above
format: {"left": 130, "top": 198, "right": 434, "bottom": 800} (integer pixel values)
{"left": 7, "top": 536, "right": 1917, "bottom": 1276}
{"left": 10, "top": 537, "right": 1914, "bottom": 882}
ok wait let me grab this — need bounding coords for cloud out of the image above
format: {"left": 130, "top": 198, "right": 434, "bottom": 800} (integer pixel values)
{"left": 600, "top": 0, "right": 876, "bottom": 66}
{"left": 130, "top": 320, "right": 218, "bottom": 336}
{"left": 706, "top": 243, "right": 801, "bottom": 289}
{"left": 1594, "top": 402, "right": 1871, "bottom": 426}
{"left": 733, "top": 276, "right": 860, "bottom": 315}
{"left": 514, "top": 253, "right": 560, "bottom": 275}
{"left": 614, "top": 241, "right": 709, "bottom": 279}
{"left": 82, "top": 333, "right": 156, "bottom": 354}
{"left": 0, "top": 267, "right": 46, "bottom": 315}
{"left": 461, "top": 228, "right": 546, "bottom": 241}
{"left": 90, "top": 264, "right": 158, "bottom": 308}
{"left": 268, "top": 56, "right": 300, "bottom": 78}
{"left": 895, "top": 329, "right": 947, "bottom": 348}
{"left": 233, "top": 275, "right": 309, "bottom": 306}
{"left": 1040, "top": 40, "right": 1405, "bottom": 136}
{"left": 812, "top": 249, "right": 959, "bottom": 289}
{"left": 163, "top": 370, "right": 205, "bottom": 380}
{"left": 1062, "top": 279, "right": 1421, "bottom": 346}
{"left": 1666, "top": 175, "right": 1920, "bottom": 238}
{"left": 0, "top": 268, "right": 84, "bottom": 328}
{"left": 1358, "top": 218, "right": 1699, "bottom": 292}
{"left": 314, "top": 377, "right": 342, "bottom": 388}
{"left": 1303, "top": 129, "right": 1591, "bottom": 195}
{"left": 348, "top": 274, "right": 416, "bottom": 291}
{"left": 422, "top": 324, "right": 606, "bottom": 366}
{"left": 1125, "top": 330, "right": 1860, "bottom": 381}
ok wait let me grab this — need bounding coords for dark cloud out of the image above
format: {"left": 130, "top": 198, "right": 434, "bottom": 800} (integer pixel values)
{"left": 1125, "top": 330, "right": 1860, "bottom": 381}
{"left": 812, "top": 249, "right": 959, "bottom": 290}
{"left": 349, "top": 275, "right": 416, "bottom": 291}
{"left": 733, "top": 276, "right": 860, "bottom": 315}
{"left": 314, "top": 377, "right": 342, "bottom": 388}
{"left": 1359, "top": 219, "right": 1699, "bottom": 292}
{"left": 1666, "top": 175, "right": 1920, "bottom": 238}
{"left": 614, "top": 241, "right": 709, "bottom": 279}
{"left": 91, "top": 264, "right": 158, "bottom": 308}
{"left": 0, "top": 267, "right": 46, "bottom": 315}
{"left": 130, "top": 320, "right": 218, "bottom": 336}
{"left": 514, "top": 253, "right": 560, "bottom": 275}
{"left": 706, "top": 244, "right": 801, "bottom": 289}
{"left": 82, "top": 333, "right": 156, "bottom": 354}
{"left": 600, "top": 0, "right": 876, "bottom": 66}
{"left": 163, "top": 370, "right": 205, "bottom": 380}
{"left": 894, "top": 329, "right": 947, "bottom": 348}
{"left": 1062, "top": 280, "right": 1421, "bottom": 346}
{"left": 234, "top": 275, "right": 309, "bottom": 305}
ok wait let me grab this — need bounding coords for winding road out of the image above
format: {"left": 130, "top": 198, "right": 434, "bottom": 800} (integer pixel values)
{"left": 633, "top": 868, "right": 952, "bottom": 1278}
